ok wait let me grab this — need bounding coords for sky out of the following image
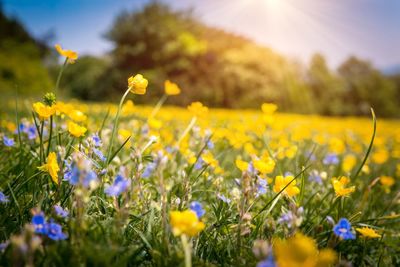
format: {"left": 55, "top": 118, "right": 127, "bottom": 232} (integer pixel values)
{"left": 3, "top": 0, "right": 400, "bottom": 70}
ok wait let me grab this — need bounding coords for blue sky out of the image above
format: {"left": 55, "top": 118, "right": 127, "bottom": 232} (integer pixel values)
{"left": 3, "top": 0, "right": 400, "bottom": 69}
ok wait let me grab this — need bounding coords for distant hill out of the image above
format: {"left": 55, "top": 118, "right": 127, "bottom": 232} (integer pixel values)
{"left": 0, "top": 6, "right": 53, "bottom": 95}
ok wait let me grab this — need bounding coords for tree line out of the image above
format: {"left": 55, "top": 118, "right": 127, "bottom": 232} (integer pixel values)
{"left": 1, "top": 3, "right": 400, "bottom": 117}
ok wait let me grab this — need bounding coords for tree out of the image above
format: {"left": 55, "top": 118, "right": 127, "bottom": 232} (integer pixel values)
{"left": 338, "top": 57, "right": 398, "bottom": 117}
{"left": 60, "top": 56, "right": 109, "bottom": 100}
{"left": 307, "top": 54, "right": 345, "bottom": 115}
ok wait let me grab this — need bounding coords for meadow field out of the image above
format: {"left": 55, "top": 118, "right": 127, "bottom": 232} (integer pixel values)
{"left": 0, "top": 68, "right": 400, "bottom": 266}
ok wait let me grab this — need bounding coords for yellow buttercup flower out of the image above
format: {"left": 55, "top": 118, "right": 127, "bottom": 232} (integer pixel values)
{"left": 342, "top": 154, "right": 357, "bottom": 173}
{"left": 68, "top": 109, "right": 87, "bottom": 122}
{"left": 67, "top": 121, "right": 87, "bottom": 138}
{"left": 261, "top": 103, "right": 278, "bottom": 114}
{"left": 55, "top": 44, "right": 78, "bottom": 63}
{"left": 33, "top": 102, "right": 56, "bottom": 120}
{"left": 118, "top": 129, "right": 132, "bottom": 147}
{"left": 170, "top": 210, "right": 205, "bottom": 237}
{"left": 202, "top": 152, "right": 218, "bottom": 168}
{"left": 38, "top": 152, "right": 60, "bottom": 184}
{"left": 379, "top": 175, "right": 395, "bottom": 193}
{"left": 148, "top": 118, "right": 163, "bottom": 129}
{"left": 372, "top": 149, "right": 389, "bottom": 164}
{"left": 128, "top": 74, "right": 148, "bottom": 95}
{"left": 356, "top": 227, "right": 381, "bottom": 238}
{"left": 273, "top": 175, "right": 300, "bottom": 197}
{"left": 55, "top": 101, "right": 74, "bottom": 115}
{"left": 164, "top": 80, "right": 181, "bottom": 95}
{"left": 187, "top": 102, "right": 208, "bottom": 117}
{"left": 235, "top": 158, "right": 249, "bottom": 172}
{"left": 274, "top": 233, "right": 337, "bottom": 267}
{"left": 332, "top": 176, "right": 355, "bottom": 197}
{"left": 253, "top": 158, "right": 275, "bottom": 174}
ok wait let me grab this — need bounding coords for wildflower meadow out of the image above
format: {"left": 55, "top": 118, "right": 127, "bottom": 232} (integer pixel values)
{"left": 0, "top": 44, "right": 400, "bottom": 267}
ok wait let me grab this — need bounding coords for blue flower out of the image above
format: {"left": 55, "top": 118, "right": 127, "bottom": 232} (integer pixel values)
{"left": 105, "top": 174, "right": 131, "bottom": 197}
{"left": 19, "top": 123, "right": 26, "bottom": 133}
{"left": 27, "top": 125, "right": 37, "bottom": 140}
{"left": 46, "top": 221, "right": 67, "bottom": 241}
{"left": 31, "top": 213, "right": 67, "bottom": 240}
{"left": 207, "top": 140, "right": 214, "bottom": 149}
{"left": 0, "top": 191, "right": 9, "bottom": 203}
{"left": 142, "top": 162, "right": 156, "bottom": 178}
{"left": 190, "top": 201, "right": 205, "bottom": 218}
{"left": 64, "top": 162, "right": 79, "bottom": 185}
{"left": 82, "top": 170, "right": 98, "bottom": 188}
{"left": 90, "top": 133, "right": 102, "bottom": 147}
{"left": 93, "top": 148, "right": 106, "bottom": 162}
{"left": 32, "top": 212, "right": 47, "bottom": 234}
{"left": 3, "top": 136, "right": 15, "bottom": 147}
{"left": 257, "top": 255, "right": 276, "bottom": 267}
{"left": 256, "top": 178, "right": 268, "bottom": 196}
{"left": 194, "top": 158, "right": 204, "bottom": 170}
{"left": 247, "top": 162, "right": 256, "bottom": 175}
{"left": 54, "top": 205, "right": 69, "bottom": 218}
{"left": 277, "top": 211, "right": 295, "bottom": 227}
{"left": 333, "top": 218, "right": 355, "bottom": 240}
{"left": 323, "top": 153, "right": 339, "bottom": 165}
{"left": 217, "top": 194, "right": 231, "bottom": 204}
{"left": 308, "top": 170, "right": 322, "bottom": 184}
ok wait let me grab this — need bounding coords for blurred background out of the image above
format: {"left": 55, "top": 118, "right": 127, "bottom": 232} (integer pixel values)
{"left": 1, "top": 0, "right": 400, "bottom": 117}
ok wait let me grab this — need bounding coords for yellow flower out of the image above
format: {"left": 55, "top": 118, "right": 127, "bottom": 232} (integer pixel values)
{"left": 55, "top": 101, "right": 74, "bottom": 115}
{"left": 148, "top": 118, "right": 163, "bottom": 129}
{"left": 67, "top": 121, "right": 87, "bottom": 138}
{"left": 187, "top": 102, "right": 208, "bottom": 117}
{"left": 164, "top": 80, "right": 181, "bottom": 95}
{"left": 202, "top": 152, "right": 218, "bottom": 168}
{"left": 273, "top": 175, "right": 300, "bottom": 197}
{"left": 235, "top": 158, "right": 249, "bottom": 172}
{"left": 329, "top": 137, "right": 345, "bottom": 154}
{"left": 379, "top": 175, "right": 395, "bottom": 193}
{"left": 33, "top": 102, "right": 56, "bottom": 120}
{"left": 261, "top": 103, "right": 277, "bottom": 114}
{"left": 274, "top": 233, "right": 337, "bottom": 267}
{"left": 122, "top": 100, "right": 135, "bottom": 115}
{"left": 68, "top": 109, "right": 87, "bottom": 122}
{"left": 5, "top": 121, "right": 16, "bottom": 132}
{"left": 356, "top": 227, "right": 381, "bottom": 238}
{"left": 285, "top": 145, "right": 297, "bottom": 159}
{"left": 55, "top": 44, "right": 78, "bottom": 63}
{"left": 253, "top": 158, "right": 275, "bottom": 174}
{"left": 38, "top": 152, "right": 60, "bottom": 184}
{"left": 128, "top": 74, "right": 148, "bottom": 95}
{"left": 372, "top": 149, "right": 389, "bottom": 164}
{"left": 118, "top": 129, "right": 132, "bottom": 147}
{"left": 332, "top": 176, "right": 355, "bottom": 197}
{"left": 342, "top": 154, "right": 357, "bottom": 173}
{"left": 170, "top": 210, "right": 205, "bottom": 237}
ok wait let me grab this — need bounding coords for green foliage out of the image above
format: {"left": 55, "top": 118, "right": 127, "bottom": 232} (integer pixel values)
{"left": 0, "top": 40, "right": 53, "bottom": 96}
{"left": 60, "top": 56, "right": 109, "bottom": 100}
{"left": 338, "top": 57, "right": 398, "bottom": 117}
{"left": 0, "top": 8, "right": 52, "bottom": 97}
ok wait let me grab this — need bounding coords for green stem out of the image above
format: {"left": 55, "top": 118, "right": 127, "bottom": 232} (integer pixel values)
{"left": 149, "top": 94, "right": 168, "bottom": 118}
{"left": 55, "top": 58, "right": 68, "bottom": 95}
{"left": 181, "top": 235, "right": 192, "bottom": 267}
{"left": 46, "top": 116, "right": 53, "bottom": 156}
{"left": 39, "top": 121, "right": 44, "bottom": 163}
{"left": 106, "top": 88, "right": 132, "bottom": 165}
